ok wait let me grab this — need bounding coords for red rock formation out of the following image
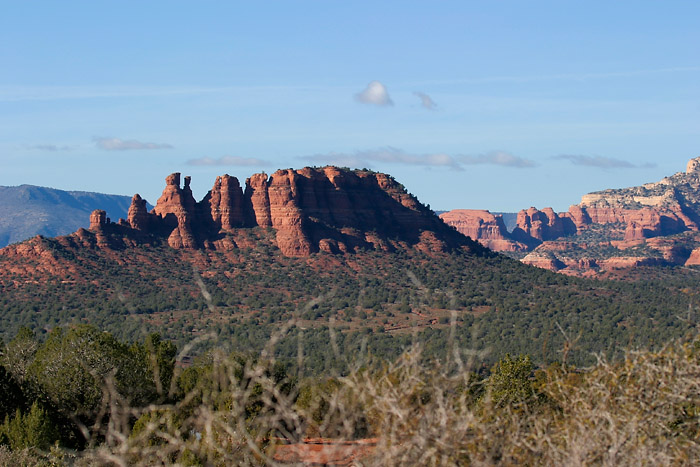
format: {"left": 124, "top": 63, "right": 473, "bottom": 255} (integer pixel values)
{"left": 580, "top": 206, "right": 628, "bottom": 225}
{"left": 520, "top": 251, "right": 565, "bottom": 271}
{"left": 687, "top": 157, "right": 700, "bottom": 174}
{"left": 256, "top": 167, "right": 462, "bottom": 256}
{"left": 511, "top": 207, "right": 576, "bottom": 244}
{"left": 577, "top": 258, "right": 599, "bottom": 269}
{"left": 267, "top": 169, "right": 314, "bottom": 256}
{"left": 88, "top": 210, "right": 114, "bottom": 248}
{"left": 623, "top": 221, "right": 646, "bottom": 241}
{"left": 89, "top": 210, "right": 107, "bottom": 231}
{"left": 127, "top": 194, "right": 150, "bottom": 231}
{"left": 152, "top": 173, "right": 198, "bottom": 249}
{"left": 272, "top": 438, "right": 377, "bottom": 466}
{"left": 513, "top": 208, "right": 539, "bottom": 240}
{"left": 610, "top": 239, "right": 645, "bottom": 249}
{"left": 685, "top": 248, "right": 700, "bottom": 266}
{"left": 244, "top": 173, "right": 272, "bottom": 227}
{"left": 600, "top": 257, "right": 666, "bottom": 270}
{"left": 0, "top": 236, "right": 80, "bottom": 276}
{"left": 439, "top": 210, "right": 528, "bottom": 252}
{"left": 72, "top": 167, "right": 479, "bottom": 258}
{"left": 440, "top": 210, "right": 508, "bottom": 241}
{"left": 561, "top": 205, "right": 592, "bottom": 230}
{"left": 202, "top": 174, "right": 245, "bottom": 230}
{"left": 623, "top": 209, "right": 685, "bottom": 241}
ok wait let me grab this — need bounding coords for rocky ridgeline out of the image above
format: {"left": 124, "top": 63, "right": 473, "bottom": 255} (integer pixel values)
{"left": 82, "top": 166, "right": 475, "bottom": 257}
{"left": 441, "top": 156, "right": 700, "bottom": 275}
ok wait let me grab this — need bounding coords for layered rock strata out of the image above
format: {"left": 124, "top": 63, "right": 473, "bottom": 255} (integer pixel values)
{"left": 511, "top": 207, "right": 577, "bottom": 244}
{"left": 438, "top": 210, "right": 527, "bottom": 252}
{"left": 440, "top": 156, "right": 700, "bottom": 275}
{"left": 85, "top": 167, "right": 477, "bottom": 257}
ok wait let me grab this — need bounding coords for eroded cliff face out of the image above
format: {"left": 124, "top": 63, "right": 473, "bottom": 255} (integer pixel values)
{"left": 511, "top": 207, "right": 577, "bottom": 244}
{"left": 127, "top": 194, "right": 150, "bottom": 231}
{"left": 440, "top": 156, "right": 700, "bottom": 275}
{"left": 438, "top": 210, "right": 528, "bottom": 252}
{"left": 150, "top": 173, "right": 198, "bottom": 249}
{"left": 77, "top": 167, "right": 478, "bottom": 257}
{"left": 202, "top": 174, "right": 245, "bottom": 231}
{"left": 244, "top": 173, "right": 272, "bottom": 228}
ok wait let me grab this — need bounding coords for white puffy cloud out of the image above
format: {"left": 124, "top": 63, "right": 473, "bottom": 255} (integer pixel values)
{"left": 413, "top": 91, "right": 437, "bottom": 110}
{"left": 94, "top": 137, "right": 173, "bottom": 151}
{"left": 355, "top": 81, "right": 394, "bottom": 106}
{"left": 186, "top": 155, "right": 270, "bottom": 166}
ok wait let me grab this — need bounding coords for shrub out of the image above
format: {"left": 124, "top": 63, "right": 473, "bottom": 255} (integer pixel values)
{"left": 0, "top": 402, "right": 59, "bottom": 451}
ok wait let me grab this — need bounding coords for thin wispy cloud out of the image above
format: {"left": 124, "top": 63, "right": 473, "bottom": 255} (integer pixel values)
{"left": 303, "top": 147, "right": 459, "bottom": 170}
{"left": 413, "top": 91, "right": 437, "bottom": 110}
{"left": 301, "top": 147, "right": 536, "bottom": 170}
{"left": 186, "top": 156, "right": 270, "bottom": 167}
{"left": 94, "top": 137, "right": 173, "bottom": 151}
{"left": 458, "top": 151, "right": 537, "bottom": 168}
{"left": 553, "top": 154, "right": 656, "bottom": 169}
{"left": 0, "top": 85, "right": 224, "bottom": 103}
{"left": 355, "top": 81, "right": 393, "bottom": 106}
{"left": 405, "top": 66, "right": 700, "bottom": 87}
{"left": 27, "top": 144, "right": 74, "bottom": 151}
{"left": 0, "top": 84, "right": 322, "bottom": 103}
{"left": 302, "top": 153, "right": 368, "bottom": 168}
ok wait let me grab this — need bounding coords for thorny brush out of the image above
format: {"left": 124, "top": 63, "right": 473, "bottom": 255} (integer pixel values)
{"left": 4, "top": 329, "right": 700, "bottom": 465}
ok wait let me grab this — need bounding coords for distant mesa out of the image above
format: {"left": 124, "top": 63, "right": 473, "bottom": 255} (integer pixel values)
{"left": 75, "top": 166, "right": 482, "bottom": 257}
{"left": 441, "top": 156, "right": 700, "bottom": 275}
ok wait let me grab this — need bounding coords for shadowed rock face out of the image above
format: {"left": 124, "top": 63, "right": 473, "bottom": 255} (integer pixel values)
{"left": 127, "top": 194, "right": 149, "bottom": 231}
{"left": 199, "top": 174, "right": 245, "bottom": 232}
{"left": 244, "top": 173, "right": 272, "bottom": 228}
{"left": 84, "top": 167, "right": 480, "bottom": 257}
{"left": 511, "top": 207, "right": 577, "bottom": 244}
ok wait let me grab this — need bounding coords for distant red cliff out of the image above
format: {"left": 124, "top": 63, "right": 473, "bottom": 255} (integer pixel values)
{"left": 440, "top": 156, "right": 700, "bottom": 275}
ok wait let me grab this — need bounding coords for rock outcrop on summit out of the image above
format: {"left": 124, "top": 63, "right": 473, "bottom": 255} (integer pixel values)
{"left": 151, "top": 173, "right": 198, "bottom": 249}
{"left": 78, "top": 166, "right": 480, "bottom": 257}
{"left": 441, "top": 156, "right": 700, "bottom": 275}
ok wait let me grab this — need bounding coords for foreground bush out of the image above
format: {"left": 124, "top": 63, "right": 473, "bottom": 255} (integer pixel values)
{"left": 3, "top": 326, "right": 700, "bottom": 465}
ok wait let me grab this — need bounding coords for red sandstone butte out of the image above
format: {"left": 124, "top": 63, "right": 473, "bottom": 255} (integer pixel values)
{"left": 85, "top": 167, "right": 480, "bottom": 257}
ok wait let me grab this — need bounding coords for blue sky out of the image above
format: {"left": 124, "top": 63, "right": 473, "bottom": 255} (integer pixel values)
{"left": 1, "top": 1, "right": 698, "bottom": 212}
